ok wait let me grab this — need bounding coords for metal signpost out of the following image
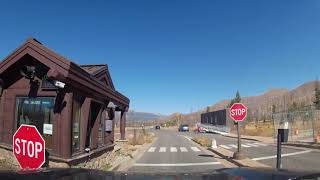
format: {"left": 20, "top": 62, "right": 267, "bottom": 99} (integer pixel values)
{"left": 229, "top": 103, "right": 247, "bottom": 160}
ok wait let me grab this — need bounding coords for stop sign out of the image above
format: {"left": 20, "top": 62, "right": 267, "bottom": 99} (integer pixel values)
{"left": 230, "top": 103, "right": 247, "bottom": 122}
{"left": 13, "top": 125, "right": 45, "bottom": 169}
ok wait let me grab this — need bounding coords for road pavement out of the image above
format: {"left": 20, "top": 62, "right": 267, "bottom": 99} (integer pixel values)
{"left": 128, "top": 129, "right": 227, "bottom": 173}
{"left": 128, "top": 129, "right": 320, "bottom": 173}
{"left": 187, "top": 131, "right": 320, "bottom": 171}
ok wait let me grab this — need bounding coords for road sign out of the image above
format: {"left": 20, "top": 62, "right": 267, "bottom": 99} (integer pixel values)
{"left": 230, "top": 103, "right": 247, "bottom": 121}
{"left": 13, "top": 125, "right": 45, "bottom": 169}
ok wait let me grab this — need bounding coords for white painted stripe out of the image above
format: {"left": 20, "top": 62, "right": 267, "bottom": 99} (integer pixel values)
{"left": 191, "top": 147, "right": 201, "bottom": 152}
{"left": 180, "top": 147, "right": 188, "bottom": 152}
{"left": 159, "top": 147, "right": 166, "bottom": 152}
{"left": 246, "top": 143, "right": 259, "bottom": 147}
{"left": 170, "top": 147, "right": 178, "bottom": 152}
{"left": 148, "top": 147, "right": 156, "bottom": 152}
{"left": 253, "top": 142, "right": 268, "bottom": 146}
{"left": 252, "top": 150, "right": 312, "bottom": 161}
{"left": 229, "top": 144, "right": 238, "bottom": 148}
{"left": 219, "top": 145, "right": 232, "bottom": 149}
{"left": 134, "top": 162, "right": 221, "bottom": 167}
{"left": 241, "top": 144, "right": 251, "bottom": 148}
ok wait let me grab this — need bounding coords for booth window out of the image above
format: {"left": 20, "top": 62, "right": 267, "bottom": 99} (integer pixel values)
{"left": 72, "top": 95, "right": 81, "bottom": 153}
{"left": 15, "top": 97, "right": 54, "bottom": 149}
{"left": 98, "top": 110, "right": 105, "bottom": 146}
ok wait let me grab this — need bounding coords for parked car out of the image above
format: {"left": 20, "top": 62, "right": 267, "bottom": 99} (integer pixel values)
{"left": 178, "top": 124, "right": 189, "bottom": 132}
{"left": 198, "top": 126, "right": 206, "bottom": 133}
{"left": 155, "top": 125, "right": 161, "bottom": 130}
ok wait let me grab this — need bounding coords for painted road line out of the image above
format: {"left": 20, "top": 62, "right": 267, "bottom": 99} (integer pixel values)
{"left": 159, "top": 147, "right": 166, "bottom": 152}
{"left": 229, "top": 144, "right": 238, "bottom": 148}
{"left": 182, "top": 135, "right": 192, "bottom": 141}
{"left": 148, "top": 147, "right": 156, "bottom": 152}
{"left": 180, "top": 147, "right": 188, "bottom": 152}
{"left": 253, "top": 142, "right": 268, "bottom": 146}
{"left": 191, "top": 147, "right": 201, "bottom": 152}
{"left": 134, "top": 162, "right": 221, "bottom": 167}
{"left": 219, "top": 145, "right": 232, "bottom": 149}
{"left": 170, "top": 147, "right": 178, "bottom": 152}
{"left": 241, "top": 144, "right": 251, "bottom": 148}
{"left": 252, "top": 150, "right": 312, "bottom": 161}
{"left": 246, "top": 143, "right": 259, "bottom": 147}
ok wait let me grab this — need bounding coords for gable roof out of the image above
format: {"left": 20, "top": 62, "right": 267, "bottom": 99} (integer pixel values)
{"left": 80, "top": 64, "right": 115, "bottom": 89}
{"left": 0, "top": 38, "right": 129, "bottom": 109}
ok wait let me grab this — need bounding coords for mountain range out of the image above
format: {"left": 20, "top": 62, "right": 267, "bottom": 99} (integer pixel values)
{"left": 132, "top": 80, "right": 319, "bottom": 125}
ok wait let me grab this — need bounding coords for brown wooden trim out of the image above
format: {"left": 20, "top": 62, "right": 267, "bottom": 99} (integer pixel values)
{"left": 0, "top": 39, "right": 129, "bottom": 107}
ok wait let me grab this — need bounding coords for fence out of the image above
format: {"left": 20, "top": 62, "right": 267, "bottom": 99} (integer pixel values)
{"left": 272, "top": 109, "right": 320, "bottom": 143}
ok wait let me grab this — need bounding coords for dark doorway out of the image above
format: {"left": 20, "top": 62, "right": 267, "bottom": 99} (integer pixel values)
{"left": 85, "top": 102, "right": 101, "bottom": 148}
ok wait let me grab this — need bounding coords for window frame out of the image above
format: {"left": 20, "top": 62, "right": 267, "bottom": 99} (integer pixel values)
{"left": 71, "top": 94, "right": 82, "bottom": 154}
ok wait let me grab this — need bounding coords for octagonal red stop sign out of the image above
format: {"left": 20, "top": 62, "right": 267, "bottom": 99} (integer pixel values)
{"left": 13, "top": 125, "right": 45, "bottom": 169}
{"left": 230, "top": 103, "right": 247, "bottom": 122}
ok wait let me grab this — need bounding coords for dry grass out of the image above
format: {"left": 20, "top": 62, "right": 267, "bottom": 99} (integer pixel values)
{"left": 241, "top": 122, "right": 274, "bottom": 137}
{"left": 128, "top": 129, "right": 153, "bottom": 145}
{"left": 192, "top": 136, "right": 211, "bottom": 147}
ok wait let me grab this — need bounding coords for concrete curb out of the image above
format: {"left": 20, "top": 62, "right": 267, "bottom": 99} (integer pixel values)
{"left": 283, "top": 143, "right": 320, "bottom": 150}
{"left": 223, "top": 134, "right": 320, "bottom": 150}
{"left": 191, "top": 137, "right": 270, "bottom": 168}
{"left": 190, "top": 138, "right": 244, "bottom": 167}
{"left": 112, "top": 136, "right": 158, "bottom": 171}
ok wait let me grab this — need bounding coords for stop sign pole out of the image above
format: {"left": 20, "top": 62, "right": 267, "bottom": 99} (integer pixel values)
{"left": 230, "top": 103, "right": 247, "bottom": 160}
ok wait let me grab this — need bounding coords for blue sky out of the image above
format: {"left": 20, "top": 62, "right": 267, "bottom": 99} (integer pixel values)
{"left": 1, "top": 1, "right": 320, "bottom": 115}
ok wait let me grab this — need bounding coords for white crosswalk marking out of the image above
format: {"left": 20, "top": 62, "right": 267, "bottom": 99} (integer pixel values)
{"left": 148, "top": 147, "right": 156, "bottom": 152}
{"left": 159, "top": 147, "right": 166, "bottom": 152}
{"left": 170, "top": 147, "right": 178, "bottom": 152}
{"left": 241, "top": 144, "right": 251, "bottom": 148}
{"left": 180, "top": 147, "right": 188, "bottom": 152}
{"left": 218, "top": 142, "right": 268, "bottom": 149}
{"left": 229, "top": 144, "right": 238, "bottom": 148}
{"left": 191, "top": 147, "right": 201, "bottom": 152}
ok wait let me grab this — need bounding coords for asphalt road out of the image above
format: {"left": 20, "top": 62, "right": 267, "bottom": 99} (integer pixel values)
{"left": 128, "top": 129, "right": 227, "bottom": 173}
{"left": 186, "top": 131, "right": 320, "bottom": 171}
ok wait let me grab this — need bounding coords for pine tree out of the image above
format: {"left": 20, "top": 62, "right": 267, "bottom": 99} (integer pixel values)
{"left": 228, "top": 90, "right": 241, "bottom": 107}
{"left": 206, "top": 106, "right": 211, "bottom": 112}
{"left": 314, "top": 88, "right": 320, "bottom": 110}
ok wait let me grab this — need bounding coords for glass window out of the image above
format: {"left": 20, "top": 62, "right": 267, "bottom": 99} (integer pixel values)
{"left": 98, "top": 110, "right": 105, "bottom": 146}
{"left": 16, "top": 97, "right": 54, "bottom": 149}
{"left": 72, "top": 95, "right": 81, "bottom": 153}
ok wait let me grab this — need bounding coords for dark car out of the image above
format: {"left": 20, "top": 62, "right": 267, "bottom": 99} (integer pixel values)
{"left": 178, "top": 124, "right": 189, "bottom": 132}
{"left": 155, "top": 125, "right": 161, "bottom": 130}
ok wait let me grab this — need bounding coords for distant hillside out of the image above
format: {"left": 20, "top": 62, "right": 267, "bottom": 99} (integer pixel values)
{"left": 126, "top": 110, "right": 163, "bottom": 122}
{"left": 157, "top": 80, "right": 319, "bottom": 126}
{"left": 206, "top": 81, "right": 318, "bottom": 122}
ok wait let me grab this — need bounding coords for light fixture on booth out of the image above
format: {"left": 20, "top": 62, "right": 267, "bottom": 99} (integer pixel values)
{"left": 107, "top": 101, "right": 116, "bottom": 108}
{"left": 20, "top": 65, "right": 36, "bottom": 80}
